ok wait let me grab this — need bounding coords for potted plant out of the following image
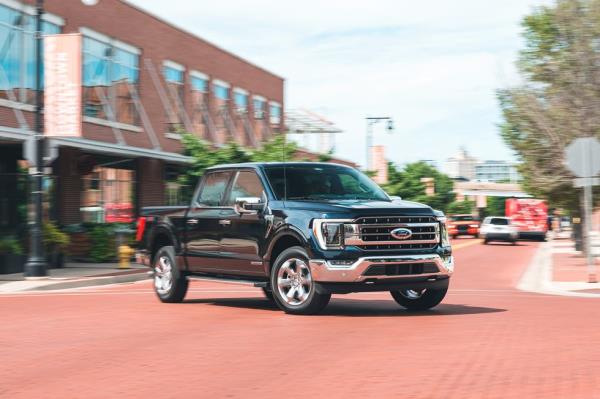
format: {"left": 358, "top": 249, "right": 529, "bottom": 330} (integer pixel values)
{"left": 0, "top": 236, "right": 25, "bottom": 274}
{"left": 43, "top": 222, "right": 70, "bottom": 268}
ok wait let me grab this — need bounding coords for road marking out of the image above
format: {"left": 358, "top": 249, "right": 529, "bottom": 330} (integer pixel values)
{"left": 452, "top": 239, "right": 483, "bottom": 251}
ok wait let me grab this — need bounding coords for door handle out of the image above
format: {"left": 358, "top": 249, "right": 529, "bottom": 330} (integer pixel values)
{"left": 219, "top": 219, "right": 231, "bottom": 226}
{"left": 187, "top": 218, "right": 199, "bottom": 225}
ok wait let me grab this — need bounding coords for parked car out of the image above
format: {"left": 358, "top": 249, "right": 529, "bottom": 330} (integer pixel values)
{"left": 136, "top": 162, "right": 454, "bottom": 315}
{"left": 448, "top": 214, "right": 480, "bottom": 238}
{"left": 480, "top": 217, "right": 518, "bottom": 244}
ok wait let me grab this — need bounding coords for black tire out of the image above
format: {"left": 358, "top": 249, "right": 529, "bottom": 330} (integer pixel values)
{"left": 390, "top": 286, "right": 448, "bottom": 311}
{"left": 270, "top": 246, "right": 330, "bottom": 315}
{"left": 153, "top": 246, "right": 188, "bottom": 303}
{"left": 262, "top": 287, "right": 274, "bottom": 301}
{"left": 483, "top": 239, "right": 489, "bottom": 244}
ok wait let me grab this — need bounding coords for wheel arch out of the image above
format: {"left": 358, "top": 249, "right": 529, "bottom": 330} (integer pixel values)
{"left": 264, "top": 228, "right": 309, "bottom": 276}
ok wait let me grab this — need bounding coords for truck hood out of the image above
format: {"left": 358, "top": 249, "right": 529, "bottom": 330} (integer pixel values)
{"left": 283, "top": 199, "right": 434, "bottom": 215}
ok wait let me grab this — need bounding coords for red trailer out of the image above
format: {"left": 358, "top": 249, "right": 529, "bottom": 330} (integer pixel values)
{"left": 505, "top": 198, "right": 548, "bottom": 241}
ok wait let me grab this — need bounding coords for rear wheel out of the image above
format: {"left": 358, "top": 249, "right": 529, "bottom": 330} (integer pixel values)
{"left": 390, "top": 286, "right": 448, "bottom": 311}
{"left": 153, "top": 246, "right": 188, "bottom": 303}
{"left": 270, "top": 246, "right": 330, "bottom": 315}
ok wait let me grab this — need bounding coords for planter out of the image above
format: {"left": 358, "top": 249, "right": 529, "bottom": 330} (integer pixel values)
{"left": 0, "top": 253, "right": 26, "bottom": 274}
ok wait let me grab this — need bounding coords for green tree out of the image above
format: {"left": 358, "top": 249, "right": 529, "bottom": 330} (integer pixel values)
{"left": 178, "top": 133, "right": 298, "bottom": 188}
{"left": 384, "top": 162, "right": 456, "bottom": 213}
{"left": 497, "top": 0, "right": 600, "bottom": 212}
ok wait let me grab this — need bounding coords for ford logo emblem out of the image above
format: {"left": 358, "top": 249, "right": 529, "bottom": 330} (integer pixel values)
{"left": 390, "top": 228, "right": 412, "bottom": 240}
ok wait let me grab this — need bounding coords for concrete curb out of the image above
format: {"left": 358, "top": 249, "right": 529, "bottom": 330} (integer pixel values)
{"left": 517, "top": 242, "right": 600, "bottom": 298}
{"left": 0, "top": 271, "right": 150, "bottom": 294}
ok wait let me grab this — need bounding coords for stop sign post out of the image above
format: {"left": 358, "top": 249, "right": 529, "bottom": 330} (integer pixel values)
{"left": 565, "top": 137, "right": 600, "bottom": 283}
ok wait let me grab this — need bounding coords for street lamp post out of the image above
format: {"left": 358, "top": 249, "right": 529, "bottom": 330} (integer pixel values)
{"left": 24, "top": 0, "right": 99, "bottom": 278}
{"left": 365, "top": 116, "right": 393, "bottom": 171}
{"left": 24, "top": 0, "right": 46, "bottom": 278}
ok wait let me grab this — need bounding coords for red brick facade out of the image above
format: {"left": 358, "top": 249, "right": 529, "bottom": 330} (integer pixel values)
{"left": 1, "top": 0, "right": 285, "bottom": 225}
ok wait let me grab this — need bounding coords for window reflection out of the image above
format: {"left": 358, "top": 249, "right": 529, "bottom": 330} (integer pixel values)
{"left": 81, "top": 166, "right": 135, "bottom": 223}
{"left": 0, "top": 4, "right": 60, "bottom": 104}
{"left": 82, "top": 36, "right": 140, "bottom": 126}
{"left": 164, "top": 64, "right": 184, "bottom": 133}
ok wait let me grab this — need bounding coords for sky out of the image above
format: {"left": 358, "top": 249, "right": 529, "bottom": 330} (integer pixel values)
{"left": 129, "top": 0, "right": 554, "bottom": 171}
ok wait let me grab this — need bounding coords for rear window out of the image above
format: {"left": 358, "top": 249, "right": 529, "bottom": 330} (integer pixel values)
{"left": 451, "top": 215, "right": 476, "bottom": 222}
{"left": 490, "top": 218, "right": 509, "bottom": 226}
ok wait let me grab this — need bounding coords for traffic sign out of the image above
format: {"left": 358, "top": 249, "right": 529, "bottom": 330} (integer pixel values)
{"left": 565, "top": 137, "right": 600, "bottom": 178}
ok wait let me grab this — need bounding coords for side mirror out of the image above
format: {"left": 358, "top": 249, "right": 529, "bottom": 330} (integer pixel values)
{"left": 389, "top": 195, "right": 402, "bottom": 201}
{"left": 235, "top": 197, "right": 263, "bottom": 214}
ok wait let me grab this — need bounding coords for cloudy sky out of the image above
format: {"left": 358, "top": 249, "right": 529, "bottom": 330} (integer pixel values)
{"left": 130, "top": 0, "right": 553, "bottom": 170}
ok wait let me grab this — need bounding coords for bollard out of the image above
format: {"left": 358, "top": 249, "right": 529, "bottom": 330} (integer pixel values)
{"left": 119, "top": 245, "right": 134, "bottom": 268}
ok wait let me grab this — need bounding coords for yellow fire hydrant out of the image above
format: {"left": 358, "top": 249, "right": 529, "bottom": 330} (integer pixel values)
{"left": 119, "top": 245, "right": 134, "bottom": 269}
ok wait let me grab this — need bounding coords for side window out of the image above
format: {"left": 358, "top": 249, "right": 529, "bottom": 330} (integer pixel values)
{"left": 226, "top": 171, "right": 265, "bottom": 205}
{"left": 196, "top": 172, "right": 231, "bottom": 206}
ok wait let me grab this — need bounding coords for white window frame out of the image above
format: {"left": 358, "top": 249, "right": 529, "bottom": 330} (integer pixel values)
{"left": 0, "top": 0, "right": 64, "bottom": 25}
{"left": 79, "top": 27, "right": 142, "bottom": 130}
{"left": 269, "top": 101, "right": 282, "bottom": 124}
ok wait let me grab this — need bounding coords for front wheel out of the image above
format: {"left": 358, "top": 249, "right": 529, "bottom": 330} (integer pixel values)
{"left": 153, "top": 246, "right": 189, "bottom": 303}
{"left": 390, "top": 286, "right": 448, "bottom": 311}
{"left": 270, "top": 246, "right": 330, "bottom": 315}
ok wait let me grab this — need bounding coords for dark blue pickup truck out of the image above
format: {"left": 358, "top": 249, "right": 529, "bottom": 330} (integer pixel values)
{"left": 136, "top": 162, "right": 454, "bottom": 315}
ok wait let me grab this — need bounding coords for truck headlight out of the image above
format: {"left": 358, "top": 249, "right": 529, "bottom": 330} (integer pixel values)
{"left": 313, "top": 219, "right": 354, "bottom": 249}
{"left": 436, "top": 215, "right": 451, "bottom": 247}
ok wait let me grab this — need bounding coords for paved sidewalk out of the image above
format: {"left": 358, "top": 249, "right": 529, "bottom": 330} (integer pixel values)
{"left": 0, "top": 262, "right": 149, "bottom": 293}
{"left": 518, "top": 230, "right": 600, "bottom": 297}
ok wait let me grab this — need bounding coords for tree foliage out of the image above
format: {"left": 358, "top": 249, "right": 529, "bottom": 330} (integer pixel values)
{"left": 383, "top": 162, "right": 456, "bottom": 213}
{"left": 178, "top": 133, "right": 297, "bottom": 187}
{"left": 498, "top": 0, "right": 600, "bottom": 212}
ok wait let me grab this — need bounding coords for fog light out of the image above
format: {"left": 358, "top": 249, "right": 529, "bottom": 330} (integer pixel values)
{"left": 329, "top": 259, "right": 355, "bottom": 266}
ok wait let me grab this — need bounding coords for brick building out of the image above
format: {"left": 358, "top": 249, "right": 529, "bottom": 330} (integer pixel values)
{"left": 0, "top": 0, "right": 284, "bottom": 229}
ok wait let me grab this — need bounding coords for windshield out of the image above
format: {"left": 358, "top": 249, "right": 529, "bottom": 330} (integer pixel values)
{"left": 490, "top": 218, "right": 509, "bottom": 225}
{"left": 264, "top": 165, "right": 390, "bottom": 201}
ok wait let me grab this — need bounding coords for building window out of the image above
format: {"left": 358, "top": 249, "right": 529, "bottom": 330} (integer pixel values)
{"left": 81, "top": 166, "right": 135, "bottom": 223}
{"left": 190, "top": 71, "right": 208, "bottom": 135}
{"left": 269, "top": 102, "right": 281, "bottom": 125}
{"left": 213, "top": 80, "right": 229, "bottom": 102}
{"left": 163, "top": 60, "right": 185, "bottom": 133}
{"left": 233, "top": 88, "right": 248, "bottom": 113}
{"left": 0, "top": 4, "right": 60, "bottom": 104}
{"left": 82, "top": 33, "right": 140, "bottom": 126}
{"left": 253, "top": 96, "right": 265, "bottom": 119}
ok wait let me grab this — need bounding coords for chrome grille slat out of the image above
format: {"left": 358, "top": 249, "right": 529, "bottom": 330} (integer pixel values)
{"left": 348, "top": 215, "right": 440, "bottom": 251}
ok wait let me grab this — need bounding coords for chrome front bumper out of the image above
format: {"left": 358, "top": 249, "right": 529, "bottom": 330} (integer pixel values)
{"left": 309, "top": 254, "right": 454, "bottom": 283}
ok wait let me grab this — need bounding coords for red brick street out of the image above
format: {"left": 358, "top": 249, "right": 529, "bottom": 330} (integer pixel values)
{"left": 1, "top": 238, "right": 599, "bottom": 399}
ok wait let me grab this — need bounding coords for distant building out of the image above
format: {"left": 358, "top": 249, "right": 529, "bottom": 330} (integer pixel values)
{"left": 475, "top": 161, "right": 520, "bottom": 183}
{"left": 445, "top": 147, "right": 478, "bottom": 180}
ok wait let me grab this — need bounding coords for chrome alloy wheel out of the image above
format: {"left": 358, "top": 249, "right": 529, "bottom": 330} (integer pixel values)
{"left": 276, "top": 258, "right": 313, "bottom": 306}
{"left": 154, "top": 255, "right": 173, "bottom": 295}
{"left": 400, "top": 289, "right": 426, "bottom": 299}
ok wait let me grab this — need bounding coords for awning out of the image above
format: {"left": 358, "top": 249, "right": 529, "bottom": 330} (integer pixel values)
{"left": 0, "top": 127, "right": 192, "bottom": 165}
{"left": 460, "top": 190, "right": 532, "bottom": 198}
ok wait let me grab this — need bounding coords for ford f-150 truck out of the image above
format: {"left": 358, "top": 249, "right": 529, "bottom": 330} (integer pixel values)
{"left": 136, "top": 162, "right": 454, "bottom": 315}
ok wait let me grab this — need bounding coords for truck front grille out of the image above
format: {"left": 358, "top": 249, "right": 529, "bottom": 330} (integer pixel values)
{"left": 347, "top": 216, "right": 440, "bottom": 251}
{"left": 363, "top": 262, "right": 440, "bottom": 276}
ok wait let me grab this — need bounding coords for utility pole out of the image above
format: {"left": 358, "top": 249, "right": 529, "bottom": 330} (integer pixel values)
{"left": 24, "top": 0, "right": 47, "bottom": 278}
{"left": 365, "top": 116, "right": 393, "bottom": 171}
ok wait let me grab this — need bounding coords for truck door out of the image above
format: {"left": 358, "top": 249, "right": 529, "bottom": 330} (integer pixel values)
{"left": 219, "top": 169, "right": 269, "bottom": 276}
{"left": 185, "top": 170, "right": 233, "bottom": 273}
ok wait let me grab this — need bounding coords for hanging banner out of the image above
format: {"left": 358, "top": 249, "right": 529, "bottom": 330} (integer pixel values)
{"left": 44, "top": 33, "right": 82, "bottom": 137}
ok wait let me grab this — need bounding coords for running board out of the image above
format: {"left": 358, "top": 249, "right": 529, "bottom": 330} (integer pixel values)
{"left": 186, "top": 274, "right": 268, "bottom": 288}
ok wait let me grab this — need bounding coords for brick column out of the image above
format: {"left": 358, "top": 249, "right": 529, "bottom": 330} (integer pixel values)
{"left": 136, "top": 158, "right": 165, "bottom": 211}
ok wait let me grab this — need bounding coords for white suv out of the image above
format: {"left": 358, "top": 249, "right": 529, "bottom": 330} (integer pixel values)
{"left": 481, "top": 217, "right": 518, "bottom": 244}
